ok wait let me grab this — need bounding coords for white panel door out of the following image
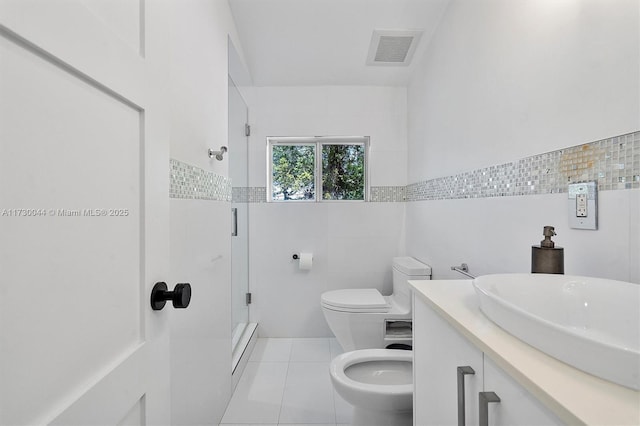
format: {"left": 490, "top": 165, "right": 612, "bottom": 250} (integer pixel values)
{"left": 0, "top": 1, "right": 171, "bottom": 424}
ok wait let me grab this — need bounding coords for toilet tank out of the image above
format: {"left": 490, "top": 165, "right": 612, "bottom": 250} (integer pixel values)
{"left": 392, "top": 257, "right": 431, "bottom": 310}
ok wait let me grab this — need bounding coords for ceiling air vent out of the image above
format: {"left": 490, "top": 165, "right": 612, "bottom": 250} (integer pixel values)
{"left": 366, "top": 29, "right": 424, "bottom": 66}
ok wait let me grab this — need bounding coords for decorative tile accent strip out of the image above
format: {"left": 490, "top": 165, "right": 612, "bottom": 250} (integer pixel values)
{"left": 407, "top": 131, "right": 640, "bottom": 201}
{"left": 231, "top": 187, "right": 247, "bottom": 203}
{"left": 170, "top": 159, "right": 232, "bottom": 201}
{"left": 370, "top": 186, "right": 407, "bottom": 202}
{"left": 232, "top": 187, "right": 267, "bottom": 203}
{"left": 233, "top": 186, "right": 406, "bottom": 202}
{"left": 211, "top": 132, "right": 639, "bottom": 203}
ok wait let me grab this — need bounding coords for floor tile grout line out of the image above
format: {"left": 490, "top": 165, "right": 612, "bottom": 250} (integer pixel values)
{"left": 326, "top": 338, "right": 339, "bottom": 424}
{"left": 286, "top": 338, "right": 293, "bottom": 363}
{"left": 275, "top": 339, "right": 294, "bottom": 424}
{"left": 276, "top": 360, "right": 290, "bottom": 424}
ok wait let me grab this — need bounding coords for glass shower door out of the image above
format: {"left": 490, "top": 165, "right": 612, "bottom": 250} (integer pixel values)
{"left": 229, "top": 76, "right": 250, "bottom": 362}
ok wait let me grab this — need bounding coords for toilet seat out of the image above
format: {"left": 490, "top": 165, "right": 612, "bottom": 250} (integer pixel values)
{"left": 330, "top": 349, "right": 412, "bottom": 397}
{"left": 321, "top": 289, "right": 390, "bottom": 313}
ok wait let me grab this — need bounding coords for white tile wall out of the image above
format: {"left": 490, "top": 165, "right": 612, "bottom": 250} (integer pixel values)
{"left": 406, "top": 132, "right": 640, "bottom": 200}
{"left": 245, "top": 1, "right": 640, "bottom": 347}
{"left": 168, "top": 0, "right": 244, "bottom": 424}
{"left": 248, "top": 86, "right": 407, "bottom": 188}
{"left": 407, "top": 0, "right": 639, "bottom": 185}
{"left": 170, "top": 199, "right": 232, "bottom": 424}
{"left": 248, "top": 86, "right": 409, "bottom": 338}
{"left": 406, "top": 0, "right": 640, "bottom": 283}
{"left": 249, "top": 202, "right": 406, "bottom": 337}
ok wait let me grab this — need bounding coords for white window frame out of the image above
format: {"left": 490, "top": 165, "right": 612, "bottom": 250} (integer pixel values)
{"left": 267, "top": 136, "right": 370, "bottom": 202}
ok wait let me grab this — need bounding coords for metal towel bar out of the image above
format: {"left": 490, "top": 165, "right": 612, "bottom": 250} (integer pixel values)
{"left": 451, "top": 263, "right": 476, "bottom": 279}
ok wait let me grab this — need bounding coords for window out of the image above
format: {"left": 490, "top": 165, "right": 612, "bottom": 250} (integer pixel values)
{"left": 267, "top": 136, "right": 369, "bottom": 202}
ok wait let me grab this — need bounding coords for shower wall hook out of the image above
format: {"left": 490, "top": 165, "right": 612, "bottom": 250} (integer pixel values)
{"left": 208, "top": 146, "right": 227, "bottom": 161}
{"left": 292, "top": 254, "right": 299, "bottom": 260}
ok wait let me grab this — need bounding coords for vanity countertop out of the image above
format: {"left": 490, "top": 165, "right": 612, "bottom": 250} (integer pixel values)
{"left": 409, "top": 279, "right": 640, "bottom": 426}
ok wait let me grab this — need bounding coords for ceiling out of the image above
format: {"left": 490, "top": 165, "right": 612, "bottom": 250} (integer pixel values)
{"left": 228, "top": 0, "right": 450, "bottom": 87}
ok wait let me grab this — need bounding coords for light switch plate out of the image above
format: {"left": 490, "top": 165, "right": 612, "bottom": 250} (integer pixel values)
{"left": 568, "top": 182, "right": 597, "bottom": 230}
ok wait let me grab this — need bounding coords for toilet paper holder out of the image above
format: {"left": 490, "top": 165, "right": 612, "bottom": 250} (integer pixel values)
{"left": 292, "top": 253, "right": 313, "bottom": 271}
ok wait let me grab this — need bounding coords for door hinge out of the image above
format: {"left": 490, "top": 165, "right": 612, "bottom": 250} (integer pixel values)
{"left": 245, "top": 292, "right": 252, "bottom": 305}
{"left": 245, "top": 123, "right": 251, "bottom": 137}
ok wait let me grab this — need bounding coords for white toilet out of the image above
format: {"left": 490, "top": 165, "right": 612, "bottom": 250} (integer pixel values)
{"left": 321, "top": 256, "right": 431, "bottom": 351}
{"left": 330, "top": 349, "right": 413, "bottom": 426}
{"left": 321, "top": 256, "right": 431, "bottom": 425}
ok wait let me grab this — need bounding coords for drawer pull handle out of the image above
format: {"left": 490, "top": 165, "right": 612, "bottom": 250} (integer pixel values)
{"left": 456, "top": 366, "right": 475, "bottom": 426}
{"left": 479, "top": 391, "right": 501, "bottom": 426}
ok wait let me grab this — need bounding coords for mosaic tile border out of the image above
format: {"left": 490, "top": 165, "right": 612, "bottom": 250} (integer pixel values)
{"left": 178, "top": 131, "right": 639, "bottom": 203}
{"left": 232, "top": 187, "right": 267, "bottom": 203}
{"left": 170, "top": 159, "right": 232, "bottom": 201}
{"left": 407, "top": 131, "right": 640, "bottom": 201}
{"left": 370, "top": 186, "right": 407, "bottom": 202}
{"left": 231, "top": 186, "right": 406, "bottom": 203}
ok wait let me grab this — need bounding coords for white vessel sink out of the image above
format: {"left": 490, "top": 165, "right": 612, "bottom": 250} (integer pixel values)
{"left": 472, "top": 273, "right": 640, "bottom": 390}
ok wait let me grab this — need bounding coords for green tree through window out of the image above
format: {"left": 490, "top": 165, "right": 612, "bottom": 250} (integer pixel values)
{"left": 271, "top": 145, "right": 315, "bottom": 200}
{"left": 322, "top": 144, "right": 364, "bottom": 200}
{"left": 269, "top": 137, "right": 368, "bottom": 202}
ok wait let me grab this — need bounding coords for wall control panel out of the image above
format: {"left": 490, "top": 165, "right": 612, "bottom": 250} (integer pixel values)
{"left": 568, "top": 182, "right": 597, "bottom": 230}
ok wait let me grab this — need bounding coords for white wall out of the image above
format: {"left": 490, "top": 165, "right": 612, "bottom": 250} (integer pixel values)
{"left": 407, "top": 0, "right": 640, "bottom": 282}
{"left": 168, "top": 1, "right": 245, "bottom": 424}
{"left": 248, "top": 86, "right": 407, "bottom": 337}
{"left": 248, "top": 86, "right": 408, "bottom": 188}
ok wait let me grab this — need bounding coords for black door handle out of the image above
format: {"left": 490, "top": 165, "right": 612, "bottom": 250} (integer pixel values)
{"left": 151, "top": 282, "right": 192, "bottom": 310}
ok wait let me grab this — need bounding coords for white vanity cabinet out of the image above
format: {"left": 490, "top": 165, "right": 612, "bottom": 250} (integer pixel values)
{"left": 413, "top": 297, "right": 483, "bottom": 425}
{"left": 413, "top": 296, "right": 563, "bottom": 426}
{"left": 482, "top": 356, "right": 563, "bottom": 426}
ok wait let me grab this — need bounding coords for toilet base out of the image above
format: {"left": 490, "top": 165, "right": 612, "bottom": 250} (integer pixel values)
{"left": 351, "top": 407, "right": 412, "bottom": 426}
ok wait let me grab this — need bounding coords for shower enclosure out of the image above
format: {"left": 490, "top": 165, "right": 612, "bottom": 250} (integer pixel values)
{"left": 228, "top": 39, "right": 256, "bottom": 374}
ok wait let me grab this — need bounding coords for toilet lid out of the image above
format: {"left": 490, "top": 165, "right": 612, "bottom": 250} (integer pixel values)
{"left": 321, "top": 289, "right": 390, "bottom": 313}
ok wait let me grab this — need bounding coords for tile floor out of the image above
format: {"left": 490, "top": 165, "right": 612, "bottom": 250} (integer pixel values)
{"left": 219, "top": 338, "right": 353, "bottom": 426}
